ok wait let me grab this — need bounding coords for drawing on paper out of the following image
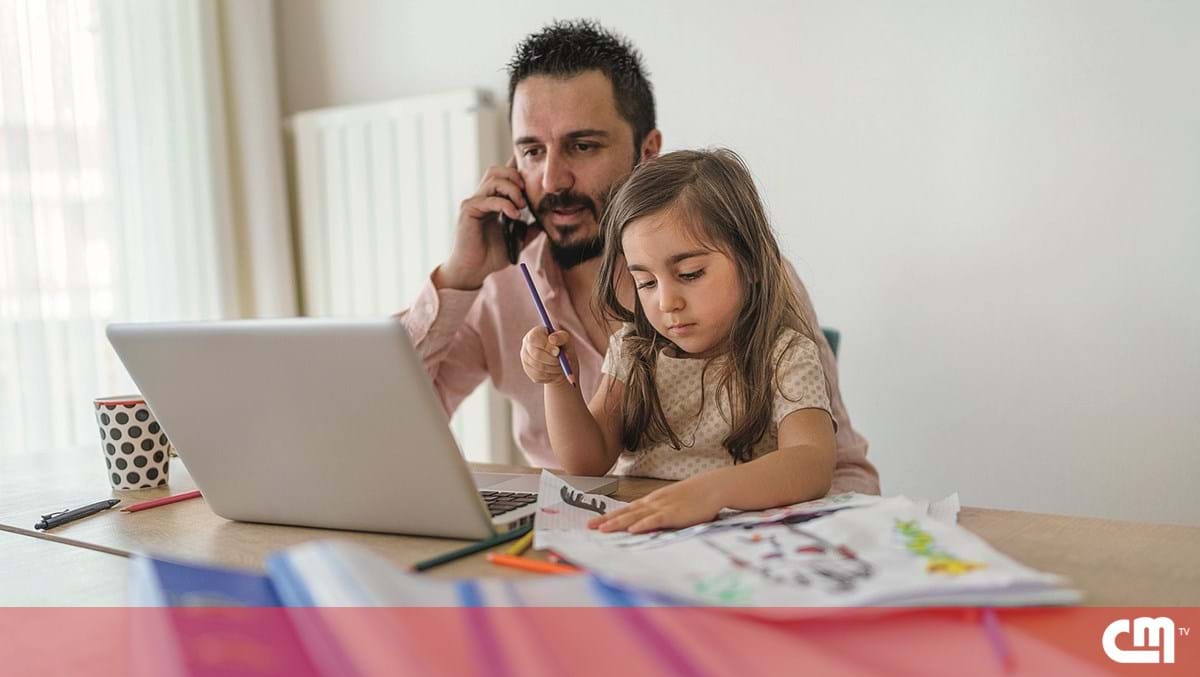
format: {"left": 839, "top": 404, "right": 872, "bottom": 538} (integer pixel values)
{"left": 612, "top": 506, "right": 852, "bottom": 552}
{"left": 693, "top": 571, "right": 754, "bottom": 605}
{"left": 701, "top": 523, "right": 874, "bottom": 594}
{"left": 560, "top": 486, "right": 608, "bottom": 515}
{"left": 894, "top": 519, "right": 985, "bottom": 575}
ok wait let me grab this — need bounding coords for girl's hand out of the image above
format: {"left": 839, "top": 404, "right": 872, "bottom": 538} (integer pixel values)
{"left": 521, "top": 327, "right": 576, "bottom": 385}
{"left": 588, "top": 474, "right": 724, "bottom": 533}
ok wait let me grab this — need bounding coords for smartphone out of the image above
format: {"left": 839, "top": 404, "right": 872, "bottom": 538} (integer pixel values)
{"left": 500, "top": 193, "right": 538, "bottom": 265}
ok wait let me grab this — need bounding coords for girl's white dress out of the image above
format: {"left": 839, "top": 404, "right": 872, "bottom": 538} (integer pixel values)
{"left": 602, "top": 325, "right": 834, "bottom": 480}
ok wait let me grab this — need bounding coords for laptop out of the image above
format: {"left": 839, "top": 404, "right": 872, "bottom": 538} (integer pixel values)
{"left": 106, "top": 318, "right": 617, "bottom": 540}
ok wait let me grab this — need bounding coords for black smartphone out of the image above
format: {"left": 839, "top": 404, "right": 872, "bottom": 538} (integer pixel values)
{"left": 500, "top": 193, "right": 537, "bottom": 264}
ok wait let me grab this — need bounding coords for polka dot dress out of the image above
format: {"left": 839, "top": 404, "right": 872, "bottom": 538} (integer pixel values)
{"left": 602, "top": 326, "right": 834, "bottom": 480}
{"left": 95, "top": 398, "right": 171, "bottom": 489}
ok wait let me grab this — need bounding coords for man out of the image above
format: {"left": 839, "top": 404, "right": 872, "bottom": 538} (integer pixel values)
{"left": 399, "top": 20, "right": 878, "bottom": 494}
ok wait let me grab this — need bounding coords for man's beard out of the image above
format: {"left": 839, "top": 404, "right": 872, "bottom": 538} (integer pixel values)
{"left": 537, "top": 190, "right": 605, "bottom": 270}
{"left": 546, "top": 232, "right": 604, "bottom": 270}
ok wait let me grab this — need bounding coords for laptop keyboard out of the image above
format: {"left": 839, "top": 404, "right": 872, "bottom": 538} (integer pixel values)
{"left": 479, "top": 490, "right": 537, "bottom": 517}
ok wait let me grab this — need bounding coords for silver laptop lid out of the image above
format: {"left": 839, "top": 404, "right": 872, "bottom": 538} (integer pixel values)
{"left": 108, "top": 318, "right": 509, "bottom": 539}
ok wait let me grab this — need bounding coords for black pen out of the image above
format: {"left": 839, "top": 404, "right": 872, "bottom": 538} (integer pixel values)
{"left": 34, "top": 498, "right": 120, "bottom": 530}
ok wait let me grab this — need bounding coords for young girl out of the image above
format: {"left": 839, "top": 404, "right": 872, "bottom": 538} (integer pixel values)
{"left": 520, "top": 149, "right": 836, "bottom": 534}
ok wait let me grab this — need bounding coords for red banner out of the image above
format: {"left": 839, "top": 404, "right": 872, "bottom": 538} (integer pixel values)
{"left": 1, "top": 607, "right": 1195, "bottom": 675}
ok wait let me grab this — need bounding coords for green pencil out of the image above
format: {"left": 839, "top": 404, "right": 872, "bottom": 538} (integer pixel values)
{"left": 412, "top": 523, "right": 533, "bottom": 572}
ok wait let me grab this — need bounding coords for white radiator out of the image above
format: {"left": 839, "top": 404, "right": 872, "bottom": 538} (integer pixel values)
{"left": 289, "top": 89, "right": 515, "bottom": 464}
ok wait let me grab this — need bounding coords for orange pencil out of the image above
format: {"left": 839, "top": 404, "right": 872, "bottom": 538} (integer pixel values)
{"left": 486, "top": 553, "right": 582, "bottom": 575}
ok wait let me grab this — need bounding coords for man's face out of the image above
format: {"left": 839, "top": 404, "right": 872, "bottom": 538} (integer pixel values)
{"left": 512, "top": 71, "right": 641, "bottom": 269}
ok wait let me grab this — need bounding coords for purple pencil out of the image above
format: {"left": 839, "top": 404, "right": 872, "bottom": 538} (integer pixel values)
{"left": 980, "top": 607, "right": 1014, "bottom": 672}
{"left": 519, "top": 263, "right": 576, "bottom": 385}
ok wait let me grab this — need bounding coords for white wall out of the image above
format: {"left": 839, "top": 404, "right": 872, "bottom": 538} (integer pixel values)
{"left": 276, "top": 0, "right": 1200, "bottom": 525}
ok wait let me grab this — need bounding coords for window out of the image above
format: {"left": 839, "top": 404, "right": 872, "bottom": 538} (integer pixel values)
{"left": 1, "top": 0, "right": 236, "bottom": 455}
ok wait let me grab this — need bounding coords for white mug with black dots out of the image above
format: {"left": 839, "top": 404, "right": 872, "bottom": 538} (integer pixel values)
{"left": 93, "top": 395, "right": 172, "bottom": 490}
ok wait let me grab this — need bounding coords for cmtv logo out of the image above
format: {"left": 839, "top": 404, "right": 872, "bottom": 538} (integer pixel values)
{"left": 1102, "top": 616, "right": 1189, "bottom": 664}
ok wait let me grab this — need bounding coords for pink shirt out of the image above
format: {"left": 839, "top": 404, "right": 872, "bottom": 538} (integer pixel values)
{"left": 398, "top": 234, "right": 880, "bottom": 494}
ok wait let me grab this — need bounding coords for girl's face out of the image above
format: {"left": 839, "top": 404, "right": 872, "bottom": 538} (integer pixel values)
{"left": 622, "top": 209, "right": 742, "bottom": 357}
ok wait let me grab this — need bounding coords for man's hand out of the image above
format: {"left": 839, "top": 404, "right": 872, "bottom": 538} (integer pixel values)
{"left": 588, "top": 473, "right": 725, "bottom": 533}
{"left": 435, "top": 161, "right": 537, "bottom": 290}
{"left": 521, "top": 327, "right": 576, "bottom": 386}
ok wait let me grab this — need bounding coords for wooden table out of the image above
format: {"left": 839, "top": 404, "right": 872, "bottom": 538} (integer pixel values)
{"left": 2, "top": 445, "right": 1198, "bottom": 605}
{"left": 0, "top": 530, "right": 129, "bottom": 605}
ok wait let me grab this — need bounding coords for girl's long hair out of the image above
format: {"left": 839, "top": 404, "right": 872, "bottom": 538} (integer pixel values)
{"left": 594, "top": 148, "right": 819, "bottom": 463}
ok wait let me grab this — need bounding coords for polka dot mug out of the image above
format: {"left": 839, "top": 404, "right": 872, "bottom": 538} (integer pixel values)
{"left": 94, "top": 395, "right": 172, "bottom": 490}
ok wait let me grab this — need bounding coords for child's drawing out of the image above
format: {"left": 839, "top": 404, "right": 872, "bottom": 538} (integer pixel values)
{"left": 560, "top": 486, "right": 608, "bottom": 515}
{"left": 700, "top": 523, "right": 874, "bottom": 594}
{"left": 692, "top": 571, "right": 755, "bottom": 605}
{"left": 894, "top": 519, "right": 985, "bottom": 576}
{"left": 613, "top": 505, "right": 854, "bottom": 552}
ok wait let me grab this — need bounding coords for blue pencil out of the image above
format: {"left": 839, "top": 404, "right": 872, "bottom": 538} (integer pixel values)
{"left": 519, "top": 263, "right": 576, "bottom": 385}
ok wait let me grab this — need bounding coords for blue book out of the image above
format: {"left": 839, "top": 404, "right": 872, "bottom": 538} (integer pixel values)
{"left": 133, "top": 556, "right": 281, "bottom": 606}
{"left": 130, "top": 556, "right": 322, "bottom": 676}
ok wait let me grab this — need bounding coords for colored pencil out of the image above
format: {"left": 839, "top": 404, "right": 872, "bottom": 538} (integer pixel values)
{"left": 412, "top": 524, "right": 532, "bottom": 572}
{"left": 486, "top": 553, "right": 582, "bottom": 575}
{"left": 120, "top": 489, "right": 203, "bottom": 513}
{"left": 506, "top": 530, "right": 535, "bottom": 556}
{"left": 519, "top": 263, "right": 575, "bottom": 385}
{"left": 980, "top": 607, "right": 1014, "bottom": 672}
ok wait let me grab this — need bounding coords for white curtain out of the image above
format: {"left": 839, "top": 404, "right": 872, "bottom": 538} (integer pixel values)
{"left": 0, "top": 0, "right": 295, "bottom": 456}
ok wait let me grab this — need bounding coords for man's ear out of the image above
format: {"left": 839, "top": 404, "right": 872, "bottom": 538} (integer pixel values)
{"left": 639, "top": 129, "right": 662, "bottom": 163}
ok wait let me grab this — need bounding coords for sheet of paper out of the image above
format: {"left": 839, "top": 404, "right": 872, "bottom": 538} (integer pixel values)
{"left": 532, "top": 470, "right": 630, "bottom": 535}
{"left": 928, "top": 492, "right": 961, "bottom": 525}
{"left": 534, "top": 473, "right": 1076, "bottom": 609}
{"left": 532, "top": 470, "right": 885, "bottom": 552}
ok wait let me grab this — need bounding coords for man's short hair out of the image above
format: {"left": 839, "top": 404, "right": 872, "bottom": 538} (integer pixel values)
{"left": 507, "top": 19, "right": 656, "bottom": 151}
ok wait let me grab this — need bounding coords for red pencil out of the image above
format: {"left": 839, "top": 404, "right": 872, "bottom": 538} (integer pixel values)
{"left": 120, "top": 489, "right": 203, "bottom": 513}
